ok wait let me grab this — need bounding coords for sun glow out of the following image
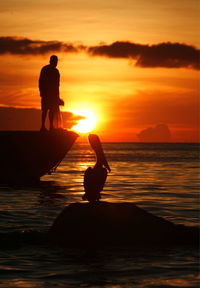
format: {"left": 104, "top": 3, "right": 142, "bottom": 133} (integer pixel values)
{"left": 72, "top": 109, "right": 97, "bottom": 133}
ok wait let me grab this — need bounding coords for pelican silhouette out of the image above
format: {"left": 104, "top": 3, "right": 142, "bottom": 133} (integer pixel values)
{"left": 82, "top": 134, "right": 111, "bottom": 203}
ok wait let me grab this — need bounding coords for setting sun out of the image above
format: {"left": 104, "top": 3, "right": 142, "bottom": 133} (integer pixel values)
{"left": 71, "top": 109, "right": 97, "bottom": 133}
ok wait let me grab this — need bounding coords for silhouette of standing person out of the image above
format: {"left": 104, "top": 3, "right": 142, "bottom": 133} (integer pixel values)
{"left": 39, "top": 55, "right": 61, "bottom": 131}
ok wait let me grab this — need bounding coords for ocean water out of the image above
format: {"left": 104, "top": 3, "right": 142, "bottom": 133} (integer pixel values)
{"left": 0, "top": 142, "right": 199, "bottom": 288}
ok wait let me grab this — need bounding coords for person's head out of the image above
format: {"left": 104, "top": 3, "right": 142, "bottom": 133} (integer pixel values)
{"left": 49, "top": 55, "right": 58, "bottom": 67}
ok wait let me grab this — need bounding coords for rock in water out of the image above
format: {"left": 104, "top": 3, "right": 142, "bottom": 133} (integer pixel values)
{"left": 49, "top": 202, "right": 199, "bottom": 247}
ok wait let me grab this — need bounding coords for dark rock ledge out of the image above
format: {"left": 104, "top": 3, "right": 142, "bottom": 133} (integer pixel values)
{"left": 49, "top": 202, "right": 199, "bottom": 247}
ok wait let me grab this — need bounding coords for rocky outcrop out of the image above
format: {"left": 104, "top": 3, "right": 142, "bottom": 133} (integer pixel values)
{"left": 0, "top": 129, "right": 78, "bottom": 183}
{"left": 49, "top": 202, "right": 199, "bottom": 247}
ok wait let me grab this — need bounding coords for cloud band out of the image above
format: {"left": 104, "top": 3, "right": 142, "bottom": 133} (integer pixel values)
{"left": 0, "top": 36, "right": 199, "bottom": 70}
{"left": 0, "top": 36, "right": 78, "bottom": 55}
{"left": 88, "top": 41, "right": 200, "bottom": 70}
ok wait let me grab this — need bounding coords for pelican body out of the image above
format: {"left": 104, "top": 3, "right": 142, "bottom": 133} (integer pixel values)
{"left": 83, "top": 134, "right": 111, "bottom": 203}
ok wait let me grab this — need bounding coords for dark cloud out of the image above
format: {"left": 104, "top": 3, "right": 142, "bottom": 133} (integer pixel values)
{"left": 88, "top": 41, "right": 200, "bottom": 70}
{"left": 137, "top": 124, "right": 171, "bottom": 142}
{"left": 0, "top": 36, "right": 78, "bottom": 55}
{"left": 1, "top": 37, "right": 199, "bottom": 70}
{"left": 0, "top": 106, "right": 83, "bottom": 130}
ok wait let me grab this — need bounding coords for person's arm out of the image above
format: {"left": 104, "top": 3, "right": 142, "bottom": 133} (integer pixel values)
{"left": 39, "top": 67, "right": 46, "bottom": 97}
{"left": 56, "top": 69, "right": 60, "bottom": 98}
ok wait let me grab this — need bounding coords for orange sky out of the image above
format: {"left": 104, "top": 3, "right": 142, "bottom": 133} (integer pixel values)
{"left": 0, "top": 0, "right": 199, "bottom": 142}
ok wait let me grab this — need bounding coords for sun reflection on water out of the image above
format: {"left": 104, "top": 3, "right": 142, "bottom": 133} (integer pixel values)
{"left": 0, "top": 143, "right": 199, "bottom": 288}
{"left": 41, "top": 142, "right": 200, "bottom": 227}
{"left": 6, "top": 279, "right": 41, "bottom": 288}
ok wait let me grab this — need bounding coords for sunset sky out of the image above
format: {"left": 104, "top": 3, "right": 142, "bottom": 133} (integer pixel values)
{"left": 0, "top": 0, "right": 199, "bottom": 142}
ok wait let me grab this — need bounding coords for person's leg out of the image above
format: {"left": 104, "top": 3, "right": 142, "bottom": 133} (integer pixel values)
{"left": 49, "top": 108, "right": 55, "bottom": 130}
{"left": 40, "top": 98, "right": 48, "bottom": 131}
{"left": 41, "top": 108, "right": 48, "bottom": 131}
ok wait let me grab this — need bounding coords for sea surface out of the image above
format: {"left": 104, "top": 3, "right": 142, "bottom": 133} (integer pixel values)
{"left": 0, "top": 142, "right": 199, "bottom": 288}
